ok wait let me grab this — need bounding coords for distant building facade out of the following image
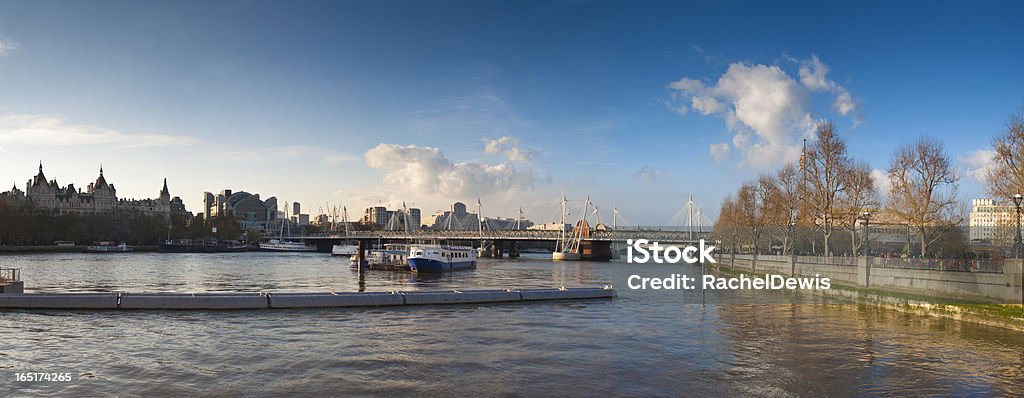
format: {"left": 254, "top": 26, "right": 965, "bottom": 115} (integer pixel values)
{"left": 361, "top": 205, "right": 421, "bottom": 230}
{"left": 204, "top": 189, "right": 280, "bottom": 232}
{"left": 6, "top": 163, "right": 174, "bottom": 218}
{"left": 969, "top": 198, "right": 1015, "bottom": 242}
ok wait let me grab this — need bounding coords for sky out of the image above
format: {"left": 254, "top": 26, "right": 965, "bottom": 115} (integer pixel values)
{"left": 0, "top": 0, "right": 1022, "bottom": 225}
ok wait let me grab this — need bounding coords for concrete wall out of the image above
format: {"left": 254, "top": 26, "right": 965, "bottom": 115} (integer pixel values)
{"left": 719, "top": 255, "right": 1023, "bottom": 303}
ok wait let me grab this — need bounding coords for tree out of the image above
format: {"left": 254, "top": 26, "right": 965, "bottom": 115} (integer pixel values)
{"left": 887, "top": 137, "right": 961, "bottom": 256}
{"left": 986, "top": 108, "right": 1024, "bottom": 200}
{"left": 803, "top": 121, "right": 850, "bottom": 255}
{"left": 765, "top": 164, "right": 802, "bottom": 255}
{"left": 838, "top": 160, "right": 878, "bottom": 255}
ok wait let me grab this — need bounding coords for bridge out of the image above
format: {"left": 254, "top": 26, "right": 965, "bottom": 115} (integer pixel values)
{"left": 290, "top": 194, "right": 715, "bottom": 259}
{"left": 298, "top": 228, "right": 711, "bottom": 244}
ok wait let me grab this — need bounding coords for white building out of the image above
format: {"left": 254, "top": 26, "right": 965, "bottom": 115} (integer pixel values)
{"left": 528, "top": 222, "right": 572, "bottom": 231}
{"left": 968, "top": 198, "right": 1016, "bottom": 242}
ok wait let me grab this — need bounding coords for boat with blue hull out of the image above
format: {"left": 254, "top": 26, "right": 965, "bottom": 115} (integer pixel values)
{"left": 407, "top": 245, "right": 477, "bottom": 273}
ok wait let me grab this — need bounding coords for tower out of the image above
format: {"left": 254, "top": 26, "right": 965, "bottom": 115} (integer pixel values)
{"left": 160, "top": 178, "right": 171, "bottom": 203}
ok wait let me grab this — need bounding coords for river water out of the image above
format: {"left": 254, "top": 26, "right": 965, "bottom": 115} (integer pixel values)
{"left": 1, "top": 252, "right": 1023, "bottom": 396}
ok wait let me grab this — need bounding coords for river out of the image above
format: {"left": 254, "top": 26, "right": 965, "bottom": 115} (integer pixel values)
{"left": 1, "top": 252, "right": 1022, "bottom": 396}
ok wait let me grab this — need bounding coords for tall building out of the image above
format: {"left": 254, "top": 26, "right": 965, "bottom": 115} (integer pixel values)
{"left": 292, "top": 202, "right": 301, "bottom": 217}
{"left": 361, "top": 205, "right": 421, "bottom": 230}
{"left": 428, "top": 201, "right": 480, "bottom": 230}
{"left": 969, "top": 198, "right": 1015, "bottom": 243}
{"left": 12, "top": 163, "right": 172, "bottom": 218}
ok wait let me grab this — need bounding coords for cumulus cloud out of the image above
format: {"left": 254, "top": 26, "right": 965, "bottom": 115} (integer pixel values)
{"left": 483, "top": 135, "right": 535, "bottom": 161}
{"left": 961, "top": 149, "right": 997, "bottom": 182}
{"left": 870, "top": 169, "right": 891, "bottom": 199}
{"left": 0, "top": 114, "right": 199, "bottom": 148}
{"left": 668, "top": 55, "right": 862, "bottom": 170}
{"left": 797, "top": 55, "right": 864, "bottom": 125}
{"left": 364, "top": 143, "right": 535, "bottom": 198}
{"left": 709, "top": 142, "right": 730, "bottom": 163}
{"left": 633, "top": 166, "right": 661, "bottom": 182}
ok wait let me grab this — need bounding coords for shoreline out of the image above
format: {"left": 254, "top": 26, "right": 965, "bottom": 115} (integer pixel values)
{"left": 0, "top": 246, "right": 159, "bottom": 254}
{"left": 711, "top": 262, "right": 1024, "bottom": 332}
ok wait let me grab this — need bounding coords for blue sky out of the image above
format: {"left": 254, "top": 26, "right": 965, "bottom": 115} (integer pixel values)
{"left": 0, "top": 1, "right": 1022, "bottom": 224}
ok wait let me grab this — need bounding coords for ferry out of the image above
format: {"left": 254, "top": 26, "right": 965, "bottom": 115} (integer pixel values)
{"left": 259, "top": 239, "right": 316, "bottom": 252}
{"left": 332, "top": 244, "right": 358, "bottom": 256}
{"left": 407, "top": 245, "right": 477, "bottom": 273}
{"left": 84, "top": 242, "right": 132, "bottom": 253}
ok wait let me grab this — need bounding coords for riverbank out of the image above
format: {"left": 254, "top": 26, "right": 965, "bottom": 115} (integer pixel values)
{"left": 710, "top": 261, "right": 1024, "bottom": 332}
{"left": 0, "top": 245, "right": 159, "bottom": 254}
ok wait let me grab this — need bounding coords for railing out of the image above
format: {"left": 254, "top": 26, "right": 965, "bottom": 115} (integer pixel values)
{"left": 797, "top": 256, "right": 859, "bottom": 267}
{"left": 0, "top": 268, "right": 20, "bottom": 283}
{"left": 873, "top": 257, "right": 1005, "bottom": 273}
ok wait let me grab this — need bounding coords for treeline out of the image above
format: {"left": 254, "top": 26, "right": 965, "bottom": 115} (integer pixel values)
{"left": 0, "top": 198, "right": 170, "bottom": 246}
{"left": 715, "top": 115, "right": 983, "bottom": 258}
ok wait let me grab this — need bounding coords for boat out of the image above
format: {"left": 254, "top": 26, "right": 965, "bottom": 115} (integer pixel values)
{"left": 159, "top": 238, "right": 248, "bottom": 253}
{"left": 84, "top": 241, "right": 132, "bottom": 253}
{"left": 259, "top": 239, "right": 316, "bottom": 252}
{"left": 259, "top": 201, "right": 316, "bottom": 252}
{"left": 350, "top": 244, "right": 410, "bottom": 270}
{"left": 407, "top": 245, "right": 477, "bottom": 272}
{"left": 332, "top": 244, "right": 358, "bottom": 256}
{"left": 552, "top": 251, "right": 580, "bottom": 261}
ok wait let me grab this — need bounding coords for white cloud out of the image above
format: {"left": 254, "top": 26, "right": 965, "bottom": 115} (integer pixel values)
{"left": 668, "top": 55, "right": 863, "bottom": 169}
{"left": 483, "top": 135, "right": 535, "bottom": 161}
{"left": 709, "top": 142, "right": 730, "bottom": 163}
{"left": 797, "top": 55, "right": 864, "bottom": 126}
{"left": 870, "top": 168, "right": 891, "bottom": 199}
{"left": 669, "top": 63, "right": 814, "bottom": 169}
{"left": 0, "top": 114, "right": 199, "bottom": 148}
{"left": 633, "top": 166, "right": 660, "bottom": 182}
{"left": 364, "top": 143, "right": 535, "bottom": 199}
{"left": 0, "top": 37, "right": 16, "bottom": 56}
{"left": 961, "top": 149, "right": 996, "bottom": 182}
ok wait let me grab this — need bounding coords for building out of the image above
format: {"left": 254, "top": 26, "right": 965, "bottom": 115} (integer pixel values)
{"left": 204, "top": 189, "right": 280, "bottom": 232}
{"left": 361, "top": 205, "right": 421, "bottom": 230}
{"left": 9, "top": 163, "right": 173, "bottom": 218}
{"left": 968, "top": 198, "right": 1016, "bottom": 243}
{"left": 428, "top": 202, "right": 480, "bottom": 230}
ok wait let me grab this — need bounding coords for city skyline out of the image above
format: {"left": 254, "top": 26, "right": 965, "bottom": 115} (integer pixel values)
{"left": 1, "top": 1, "right": 1023, "bottom": 224}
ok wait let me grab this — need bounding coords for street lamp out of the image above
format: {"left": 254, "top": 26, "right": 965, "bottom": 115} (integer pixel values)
{"left": 1013, "top": 193, "right": 1023, "bottom": 259}
{"left": 861, "top": 211, "right": 871, "bottom": 257}
{"left": 788, "top": 220, "right": 796, "bottom": 256}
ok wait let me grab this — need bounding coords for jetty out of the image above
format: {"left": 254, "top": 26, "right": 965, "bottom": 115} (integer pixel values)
{"left": 0, "top": 287, "right": 616, "bottom": 310}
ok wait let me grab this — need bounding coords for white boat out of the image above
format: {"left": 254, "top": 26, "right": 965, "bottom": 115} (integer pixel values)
{"left": 407, "top": 245, "right": 477, "bottom": 272}
{"left": 332, "top": 244, "right": 358, "bottom": 256}
{"left": 84, "top": 242, "right": 132, "bottom": 253}
{"left": 259, "top": 239, "right": 316, "bottom": 252}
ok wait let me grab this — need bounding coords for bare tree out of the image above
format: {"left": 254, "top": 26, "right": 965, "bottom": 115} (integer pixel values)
{"left": 887, "top": 137, "right": 961, "bottom": 256}
{"left": 986, "top": 108, "right": 1024, "bottom": 201}
{"left": 838, "top": 160, "right": 878, "bottom": 255}
{"left": 803, "top": 121, "right": 850, "bottom": 256}
{"left": 713, "top": 194, "right": 741, "bottom": 254}
{"left": 765, "top": 164, "right": 801, "bottom": 254}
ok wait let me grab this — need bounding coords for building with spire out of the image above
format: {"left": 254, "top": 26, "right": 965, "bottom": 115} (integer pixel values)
{"left": 5, "top": 163, "right": 176, "bottom": 218}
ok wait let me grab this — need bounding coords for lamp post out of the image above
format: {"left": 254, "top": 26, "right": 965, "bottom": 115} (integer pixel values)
{"left": 1013, "top": 194, "right": 1023, "bottom": 259}
{"left": 861, "top": 211, "right": 871, "bottom": 257}
{"left": 788, "top": 220, "right": 796, "bottom": 256}
{"left": 1015, "top": 193, "right": 1024, "bottom": 315}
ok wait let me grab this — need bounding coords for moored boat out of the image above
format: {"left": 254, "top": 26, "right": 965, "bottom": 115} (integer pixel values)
{"left": 259, "top": 239, "right": 316, "bottom": 252}
{"left": 159, "top": 239, "right": 248, "bottom": 253}
{"left": 332, "top": 244, "right": 358, "bottom": 256}
{"left": 84, "top": 241, "right": 132, "bottom": 253}
{"left": 407, "top": 245, "right": 476, "bottom": 272}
